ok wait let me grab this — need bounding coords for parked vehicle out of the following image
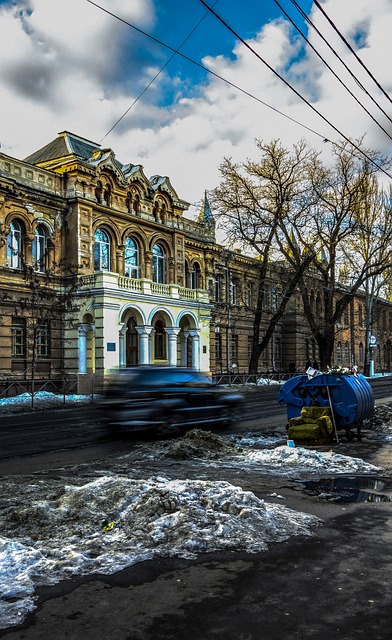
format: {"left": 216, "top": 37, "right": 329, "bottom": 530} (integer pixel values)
{"left": 100, "top": 366, "right": 244, "bottom": 434}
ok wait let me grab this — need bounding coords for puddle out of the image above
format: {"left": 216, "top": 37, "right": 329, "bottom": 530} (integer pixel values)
{"left": 296, "top": 476, "right": 392, "bottom": 503}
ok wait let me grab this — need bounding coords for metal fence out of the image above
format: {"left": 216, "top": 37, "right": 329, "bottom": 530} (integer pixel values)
{"left": 0, "top": 370, "right": 301, "bottom": 410}
{"left": 0, "top": 375, "right": 98, "bottom": 409}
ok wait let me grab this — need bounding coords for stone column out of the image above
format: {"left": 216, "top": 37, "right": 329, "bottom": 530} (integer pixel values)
{"left": 118, "top": 323, "right": 128, "bottom": 367}
{"left": 145, "top": 251, "right": 153, "bottom": 280}
{"left": 78, "top": 323, "right": 91, "bottom": 374}
{"left": 136, "top": 325, "right": 153, "bottom": 365}
{"left": 188, "top": 330, "right": 200, "bottom": 370}
{"left": 165, "top": 327, "right": 181, "bottom": 366}
{"left": 116, "top": 244, "right": 125, "bottom": 276}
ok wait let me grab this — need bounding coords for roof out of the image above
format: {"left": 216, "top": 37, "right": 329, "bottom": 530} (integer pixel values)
{"left": 24, "top": 131, "right": 101, "bottom": 164}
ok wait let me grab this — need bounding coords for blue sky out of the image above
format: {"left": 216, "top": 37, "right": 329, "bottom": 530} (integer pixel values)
{"left": 0, "top": 1, "right": 391, "bottom": 210}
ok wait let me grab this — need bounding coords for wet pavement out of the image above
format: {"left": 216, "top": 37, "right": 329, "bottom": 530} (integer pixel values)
{"left": 0, "top": 403, "right": 391, "bottom": 640}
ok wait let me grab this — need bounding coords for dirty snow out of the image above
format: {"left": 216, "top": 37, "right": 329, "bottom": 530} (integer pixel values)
{"left": 134, "top": 430, "right": 385, "bottom": 477}
{"left": 0, "top": 475, "right": 319, "bottom": 629}
{"left": 0, "top": 391, "right": 93, "bottom": 412}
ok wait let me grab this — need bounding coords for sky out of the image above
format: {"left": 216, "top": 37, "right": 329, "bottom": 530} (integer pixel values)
{"left": 1, "top": 0, "right": 392, "bottom": 214}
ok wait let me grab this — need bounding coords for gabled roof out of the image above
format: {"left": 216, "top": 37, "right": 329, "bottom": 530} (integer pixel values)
{"left": 24, "top": 131, "right": 101, "bottom": 164}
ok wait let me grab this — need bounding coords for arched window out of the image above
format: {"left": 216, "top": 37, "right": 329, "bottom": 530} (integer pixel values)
{"left": 103, "top": 183, "right": 111, "bottom": 207}
{"left": 124, "top": 237, "right": 139, "bottom": 278}
{"left": 95, "top": 180, "right": 102, "bottom": 203}
{"left": 152, "top": 244, "right": 165, "bottom": 283}
{"left": 358, "top": 305, "right": 363, "bottom": 327}
{"left": 336, "top": 341, "right": 342, "bottom": 365}
{"left": 191, "top": 263, "right": 201, "bottom": 289}
{"left": 7, "top": 220, "right": 23, "bottom": 269}
{"left": 32, "top": 224, "right": 47, "bottom": 272}
{"left": 133, "top": 194, "right": 140, "bottom": 215}
{"left": 94, "top": 228, "right": 110, "bottom": 271}
{"left": 344, "top": 341, "right": 350, "bottom": 365}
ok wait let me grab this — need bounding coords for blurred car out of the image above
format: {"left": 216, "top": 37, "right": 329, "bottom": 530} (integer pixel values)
{"left": 99, "top": 366, "right": 245, "bottom": 434}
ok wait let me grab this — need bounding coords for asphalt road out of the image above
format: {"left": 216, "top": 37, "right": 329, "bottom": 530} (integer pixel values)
{"left": 0, "top": 378, "right": 391, "bottom": 640}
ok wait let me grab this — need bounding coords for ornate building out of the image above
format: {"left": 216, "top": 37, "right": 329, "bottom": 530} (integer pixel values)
{"left": 0, "top": 131, "right": 391, "bottom": 389}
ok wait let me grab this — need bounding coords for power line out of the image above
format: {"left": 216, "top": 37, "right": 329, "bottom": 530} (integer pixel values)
{"left": 287, "top": 0, "right": 392, "bottom": 128}
{"left": 86, "top": 0, "right": 328, "bottom": 143}
{"left": 100, "top": 1, "right": 220, "bottom": 143}
{"left": 85, "top": 0, "right": 392, "bottom": 178}
{"left": 198, "top": 0, "right": 392, "bottom": 179}
{"left": 312, "top": 0, "right": 392, "bottom": 107}
{"left": 273, "top": 0, "right": 392, "bottom": 141}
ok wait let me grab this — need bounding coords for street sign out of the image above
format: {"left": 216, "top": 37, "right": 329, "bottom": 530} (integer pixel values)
{"left": 369, "top": 335, "right": 377, "bottom": 346}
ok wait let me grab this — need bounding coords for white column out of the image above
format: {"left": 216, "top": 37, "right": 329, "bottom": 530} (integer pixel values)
{"left": 166, "top": 327, "right": 181, "bottom": 366}
{"left": 180, "top": 331, "right": 189, "bottom": 367}
{"left": 118, "top": 323, "right": 128, "bottom": 367}
{"left": 136, "top": 325, "right": 153, "bottom": 364}
{"left": 77, "top": 323, "right": 90, "bottom": 374}
{"left": 189, "top": 329, "right": 200, "bottom": 370}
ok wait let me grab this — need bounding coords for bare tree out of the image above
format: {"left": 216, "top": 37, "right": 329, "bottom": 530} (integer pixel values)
{"left": 288, "top": 140, "right": 392, "bottom": 370}
{"left": 212, "top": 139, "right": 318, "bottom": 373}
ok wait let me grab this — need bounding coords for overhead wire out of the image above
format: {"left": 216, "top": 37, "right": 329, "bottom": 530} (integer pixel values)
{"left": 100, "top": 0, "right": 220, "bottom": 143}
{"left": 85, "top": 0, "right": 392, "bottom": 179}
{"left": 86, "top": 0, "right": 328, "bottom": 143}
{"left": 198, "top": 0, "right": 392, "bottom": 179}
{"left": 273, "top": 0, "right": 392, "bottom": 142}
{"left": 312, "top": 0, "right": 392, "bottom": 107}
{"left": 287, "top": 0, "right": 392, "bottom": 127}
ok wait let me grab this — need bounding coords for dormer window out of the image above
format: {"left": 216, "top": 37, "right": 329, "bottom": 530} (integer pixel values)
{"left": 103, "top": 183, "right": 111, "bottom": 207}
{"left": 95, "top": 180, "right": 103, "bottom": 203}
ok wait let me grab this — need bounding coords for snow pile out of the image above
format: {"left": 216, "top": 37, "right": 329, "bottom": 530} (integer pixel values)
{"left": 0, "top": 391, "right": 93, "bottom": 412}
{"left": 0, "top": 476, "right": 319, "bottom": 629}
{"left": 156, "top": 430, "right": 384, "bottom": 476}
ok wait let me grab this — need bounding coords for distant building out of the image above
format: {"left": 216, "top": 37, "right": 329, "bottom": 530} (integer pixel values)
{"left": 0, "top": 132, "right": 391, "bottom": 390}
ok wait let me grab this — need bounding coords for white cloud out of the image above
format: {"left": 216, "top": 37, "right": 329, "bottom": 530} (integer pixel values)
{"left": 1, "top": 0, "right": 391, "bottom": 208}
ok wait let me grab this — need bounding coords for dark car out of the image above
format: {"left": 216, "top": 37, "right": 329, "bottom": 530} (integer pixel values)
{"left": 99, "top": 366, "right": 244, "bottom": 434}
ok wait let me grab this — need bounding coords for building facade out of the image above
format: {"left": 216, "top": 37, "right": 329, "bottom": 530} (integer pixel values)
{"left": 0, "top": 131, "right": 391, "bottom": 389}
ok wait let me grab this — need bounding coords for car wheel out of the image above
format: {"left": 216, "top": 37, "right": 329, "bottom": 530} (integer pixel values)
{"left": 221, "top": 406, "right": 240, "bottom": 428}
{"left": 154, "top": 412, "right": 182, "bottom": 437}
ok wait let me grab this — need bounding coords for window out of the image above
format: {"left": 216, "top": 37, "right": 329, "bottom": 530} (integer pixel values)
{"left": 231, "top": 334, "right": 239, "bottom": 366}
{"left": 103, "top": 183, "right": 111, "bottom": 207}
{"left": 344, "top": 341, "right": 350, "bottom": 365}
{"left": 152, "top": 244, "right": 165, "bottom": 283}
{"left": 336, "top": 341, "right": 342, "bottom": 365}
{"left": 95, "top": 180, "right": 102, "bottom": 203}
{"left": 231, "top": 278, "right": 239, "bottom": 305}
{"left": 359, "top": 342, "right": 364, "bottom": 364}
{"left": 36, "top": 321, "right": 50, "bottom": 358}
{"left": 32, "top": 225, "right": 47, "bottom": 272}
{"left": 214, "top": 274, "right": 223, "bottom": 302}
{"left": 7, "top": 220, "right": 23, "bottom": 269}
{"left": 11, "top": 317, "right": 25, "bottom": 358}
{"left": 358, "top": 305, "right": 363, "bottom": 327}
{"left": 124, "top": 237, "right": 139, "bottom": 278}
{"left": 191, "top": 263, "right": 200, "bottom": 289}
{"left": 94, "top": 228, "right": 110, "bottom": 271}
{"left": 344, "top": 307, "right": 349, "bottom": 327}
